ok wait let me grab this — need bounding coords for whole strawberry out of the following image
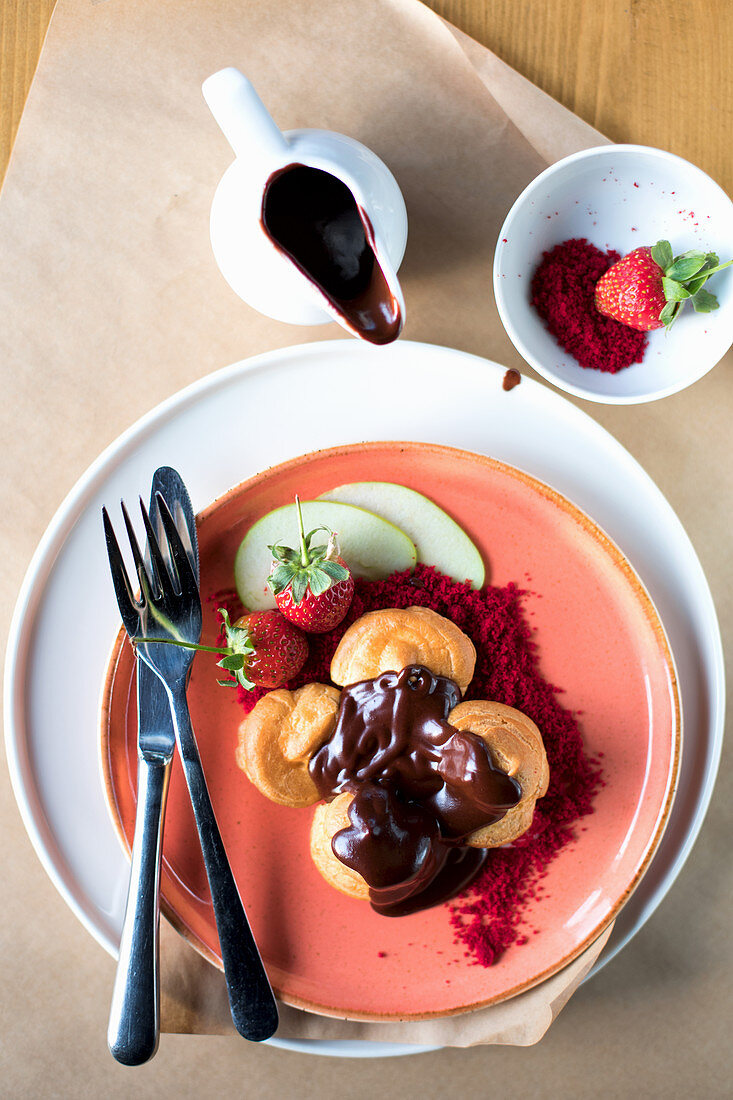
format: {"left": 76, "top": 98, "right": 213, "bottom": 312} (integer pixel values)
{"left": 218, "top": 607, "right": 308, "bottom": 690}
{"left": 139, "top": 606, "right": 308, "bottom": 691}
{"left": 267, "top": 496, "right": 354, "bottom": 634}
{"left": 595, "top": 240, "right": 732, "bottom": 331}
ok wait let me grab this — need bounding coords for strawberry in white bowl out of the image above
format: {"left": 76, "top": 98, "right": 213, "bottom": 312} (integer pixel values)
{"left": 494, "top": 143, "right": 733, "bottom": 403}
{"left": 595, "top": 240, "right": 732, "bottom": 331}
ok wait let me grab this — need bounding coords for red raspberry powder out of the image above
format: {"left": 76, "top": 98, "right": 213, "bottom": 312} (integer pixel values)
{"left": 531, "top": 238, "right": 648, "bottom": 372}
{"left": 218, "top": 564, "right": 603, "bottom": 967}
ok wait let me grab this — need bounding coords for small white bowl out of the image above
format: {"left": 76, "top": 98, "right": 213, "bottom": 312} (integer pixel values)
{"left": 494, "top": 145, "right": 733, "bottom": 403}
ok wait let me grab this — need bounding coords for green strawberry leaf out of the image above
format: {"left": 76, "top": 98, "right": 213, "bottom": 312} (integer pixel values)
{"left": 218, "top": 653, "right": 246, "bottom": 671}
{"left": 319, "top": 560, "right": 349, "bottom": 583}
{"left": 659, "top": 301, "right": 678, "bottom": 327}
{"left": 268, "top": 544, "right": 300, "bottom": 565}
{"left": 217, "top": 678, "right": 238, "bottom": 688}
{"left": 218, "top": 608, "right": 255, "bottom": 659}
{"left": 267, "top": 564, "right": 296, "bottom": 595}
{"left": 667, "top": 252, "right": 708, "bottom": 281}
{"left": 234, "top": 668, "right": 255, "bottom": 691}
{"left": 226, "top": 629, "right": 255, "bottom": 656}
{"left": 307, "top": 569, "right": 332, "bottom": 597}
{"left": 686, "top": 270, "right": 714, "bottom": 296}
{"left": 303, "top": 526, "right": 331, "bottom": 554}
{"left": 689, "top": 254, "right": 729, "bottom": 290}
{"left": 662, "top": 277, "right": 691, "bottom": 302}
{"left": 219, "top": 607, "right": 234, "bottom": 630}
{"left": 651, "top": 240, "right": 674, "bottom": 270}
{"left": 291, "top": 572, "right": 308, "bottom": 604}
{"left": 691, "top": 287, "right": 720, "bottom": 313}
{"left": 696, "top": 257, "right": 733, "bottom": 278}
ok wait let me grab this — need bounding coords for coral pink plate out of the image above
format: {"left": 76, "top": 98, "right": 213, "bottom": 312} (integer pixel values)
{"left": 100, "top": 442, "right": 680, "bottom": 1021}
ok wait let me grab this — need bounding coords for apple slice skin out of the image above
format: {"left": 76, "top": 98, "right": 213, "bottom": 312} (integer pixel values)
{"left": 234, "top": 500, "right": 417, "bottom": 611}
{"left": 319, "top": 482, "right": 485, "bottom": 589}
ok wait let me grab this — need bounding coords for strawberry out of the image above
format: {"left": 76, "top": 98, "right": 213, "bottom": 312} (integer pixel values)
{"left": 136, "top": 606, "right": 308, "bottom": 690}
{"left": 595, "top": 240, "right": 732, "bottom": 331}
{"left": 217, "top": 607, "right": 308, "bottom": 690}
{"left": 267, "top": 496, "right": 354, "bottom": 633}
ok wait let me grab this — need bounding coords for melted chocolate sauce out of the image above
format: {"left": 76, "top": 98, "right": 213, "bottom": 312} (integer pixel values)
{"left": 332, "top": 783, "right": 488, "bottom": 917}
{"left": 502, "top": 368, "right": 522, "bottom": 391}
{"left": 375, "top": 849, "right": 488, "bottom": 918}
{"left": 261, "top": 164, "right": 402, "bottom": 345}
{"left": 309, "top": 665, "right": 521, "bottom": 916}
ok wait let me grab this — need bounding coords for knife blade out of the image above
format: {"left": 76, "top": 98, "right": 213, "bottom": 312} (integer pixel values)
{"left": 107, "top": 467, "right": 198, "bottom": 1065}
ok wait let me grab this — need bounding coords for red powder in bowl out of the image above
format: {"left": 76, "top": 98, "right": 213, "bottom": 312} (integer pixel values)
{"left": 219, "top": 564, "right": 603, "bottom": 966}
{"left": 531, "top": 238, "right": 648, "bottom": 373}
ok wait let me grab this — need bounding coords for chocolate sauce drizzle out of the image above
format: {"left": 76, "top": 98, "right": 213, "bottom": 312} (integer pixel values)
{"left": 262, "top": 164, "right": 402, "bottom": 345}
{"left": 502, "top": 368, "right": 522, "bottom": 391}
{"left": 309, "top": 666, "right": 521, "bottom": 916}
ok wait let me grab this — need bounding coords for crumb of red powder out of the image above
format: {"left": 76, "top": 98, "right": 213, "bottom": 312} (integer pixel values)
{"left": 530, "top": 238, "right": 648, "bottom": 373}
{"left": 215, "top": 564, "right": 603, "bottom": 968}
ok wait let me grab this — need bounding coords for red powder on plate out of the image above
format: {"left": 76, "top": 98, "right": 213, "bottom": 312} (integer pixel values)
{"left": 531, "top": 238, "right": 648, "bottom": 373}
{"left": 217, "top": 564, "right": 602, "bottom": 966}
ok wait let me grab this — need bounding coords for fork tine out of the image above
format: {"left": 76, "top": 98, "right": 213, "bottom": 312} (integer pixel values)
{"left": 102, "top": 507, "right": 141, "bottom": 636}
{"left": 121, "top": 500, "right": 155, "bottom": 601}
{"left": 155, "top": 494, "right": 198, "bottom": 596}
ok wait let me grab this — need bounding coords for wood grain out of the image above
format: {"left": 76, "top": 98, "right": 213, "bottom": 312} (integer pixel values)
{"left": 428, "top": 0, "right": 733, "bottom": 192}
{"left": 0, "top": 0, "right": 55, "bottom": 182}
{"left": 1, "top": 1, "right": 732, "bottom": 189}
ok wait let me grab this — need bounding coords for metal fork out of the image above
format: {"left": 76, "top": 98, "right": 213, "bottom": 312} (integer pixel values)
{"left": 103, "top": 493, "right": 279, "bottom": 1043}
{"left": 107, "top": 467, "right": 198, "bottom": 1065}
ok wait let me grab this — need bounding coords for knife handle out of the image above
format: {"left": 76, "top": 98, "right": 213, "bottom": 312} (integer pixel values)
{"left": 169, "top": 681, "right": 279, "bottom": 1042}
{"left": 108, "top": 756, "right": 171, "bottom": 1065}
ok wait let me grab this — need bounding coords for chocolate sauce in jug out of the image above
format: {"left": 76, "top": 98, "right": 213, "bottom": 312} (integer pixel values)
{"left": 261, "top": 165, "right": 402, "bottom": 345}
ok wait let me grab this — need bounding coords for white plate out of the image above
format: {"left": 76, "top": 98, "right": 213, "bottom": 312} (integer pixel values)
{"left": 5, "top": 340, "right": 724, "bottom": 1059}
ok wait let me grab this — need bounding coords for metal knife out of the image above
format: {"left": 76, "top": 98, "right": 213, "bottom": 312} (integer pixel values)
{"left": 107, "top": 467, "right": 199, "bottom": 1065}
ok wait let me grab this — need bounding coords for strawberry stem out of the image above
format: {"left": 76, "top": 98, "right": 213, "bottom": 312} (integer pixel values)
{"left": 136, "top": 637, "right": 230, "bottom": 655}
{"left": 694, "top": 258, "right": 733, "bottom": 278}
{"left": 136, "top": 610, "right": 258, "bottom": 693}
{"left": 295, "top": 494, "right": 309, "bottom": 568}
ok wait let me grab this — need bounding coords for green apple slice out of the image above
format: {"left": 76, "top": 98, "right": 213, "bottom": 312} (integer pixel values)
{"left": 234, "top": 500, "right": 417, "bottom": 610}
{"left": 319, "top": 482, "right": 485, "bottom": 588}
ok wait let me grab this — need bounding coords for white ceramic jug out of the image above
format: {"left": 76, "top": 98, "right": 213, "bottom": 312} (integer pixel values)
{"left": 202, "top": 68, "right": 407, "bottom": 344}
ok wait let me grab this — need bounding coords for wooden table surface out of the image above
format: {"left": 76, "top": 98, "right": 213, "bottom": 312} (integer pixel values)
{"left": 2, "top": 0, "right": 732, "bottom": 191}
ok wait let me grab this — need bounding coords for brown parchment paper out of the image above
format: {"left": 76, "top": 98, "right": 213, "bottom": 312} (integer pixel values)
{"left": 2, "top": 0, "right": 731, "bottom": 1065}
{"left": 159, "top": 920, "right": 613, "bottom": 1046}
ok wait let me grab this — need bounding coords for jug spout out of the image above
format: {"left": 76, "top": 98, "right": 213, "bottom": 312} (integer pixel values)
{"left": 261, "top": 163, "right": 404, "bottom": 344}
{"left": 204, "top": 72, "right": 408, "bottom": 342}
{"left": 202, "top": 67, "right": 288, "bottom": 167}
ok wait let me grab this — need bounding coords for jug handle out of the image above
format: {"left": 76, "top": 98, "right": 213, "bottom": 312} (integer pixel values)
{"left": 202, "top": 68, "right": 288, "bottom": 164}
